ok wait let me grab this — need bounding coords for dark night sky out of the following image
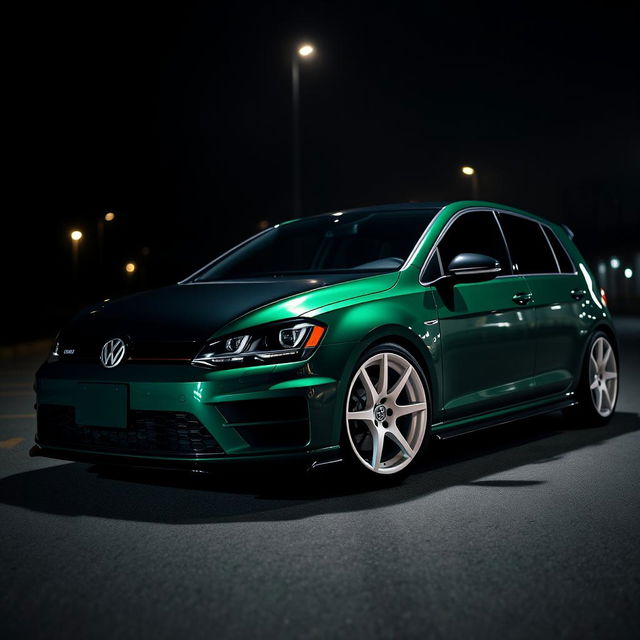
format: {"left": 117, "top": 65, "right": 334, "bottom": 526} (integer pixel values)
{"left": 5, "top": 0, "right": 639, "bottom": 336}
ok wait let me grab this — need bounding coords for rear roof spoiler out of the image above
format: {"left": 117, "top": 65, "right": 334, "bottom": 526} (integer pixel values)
{"left": 561, "top": 224, "right": 574, "bottom": 240}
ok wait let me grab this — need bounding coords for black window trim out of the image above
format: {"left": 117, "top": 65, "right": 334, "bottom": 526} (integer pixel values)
{"left": 419, "top": 207, "right": 577, "bottom": 286}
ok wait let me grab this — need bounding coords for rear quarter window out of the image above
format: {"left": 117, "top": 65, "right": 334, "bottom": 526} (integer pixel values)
{"left": 543, "top": 227, "right": 575, "bottom": 273}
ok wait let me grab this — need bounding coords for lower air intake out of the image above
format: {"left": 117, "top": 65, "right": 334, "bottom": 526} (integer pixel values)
{"left": 37, "top": 405, "right": 224, "bottom": 457}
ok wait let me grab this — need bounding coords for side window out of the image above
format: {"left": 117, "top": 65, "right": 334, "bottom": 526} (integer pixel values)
{"left": 498, "top": 214, "right": 558, "bottom": 275}
{"left": 436, "top": 211, "right": 511, "bottom": 274}
{"left": 422, "top": 247, "right": 443, "bottom": 282}
{"left": 543, "top": 227, "right": 575, "bottom": 273}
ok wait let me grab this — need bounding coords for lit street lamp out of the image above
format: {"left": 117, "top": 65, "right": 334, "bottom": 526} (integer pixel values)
{"left": 125, "top": 261, "right": 137, "bottom": 275}
{"left": 461, "top": 166, "right": 479, "bottom": 199}
{"left": 292, "top": 43, "right": 315, "bottom": 216}
{"left": 98, "top": 211, "right": 116, "bottom": 265}
{"left": 70, "top": 230, "right": 83, "bottom": 280}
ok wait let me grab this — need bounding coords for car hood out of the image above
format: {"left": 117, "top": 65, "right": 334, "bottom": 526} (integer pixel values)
{"left": 61, "top": 272, "right": 399, "bottom": 350}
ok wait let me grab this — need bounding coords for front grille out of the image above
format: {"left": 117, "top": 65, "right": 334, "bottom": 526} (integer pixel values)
{"left": 58, "top": 339, "right": 199, "bottom": 363}
{"left": 215, "top": 397, "right": 310, "bottom": 448}
{"left": 37, "top": 405, "right": 224, "bottom": 457}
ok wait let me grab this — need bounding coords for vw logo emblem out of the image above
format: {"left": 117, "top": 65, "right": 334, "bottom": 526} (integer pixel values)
{"left": 100, "top": 338, "right": 126, "bottom": 368}
{"left": 374, "top": 404, "right": 387, "bottom": 422}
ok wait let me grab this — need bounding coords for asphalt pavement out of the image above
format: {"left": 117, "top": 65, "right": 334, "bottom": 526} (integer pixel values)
{"left": 1, "top": 319, "right": 639, "bottom": 640}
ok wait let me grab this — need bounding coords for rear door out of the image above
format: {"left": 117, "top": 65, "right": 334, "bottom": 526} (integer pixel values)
{"left": 497, "top": 213, "right": 584, "bottom": 396}
{"left": 425, "top": 209, "right": 537, "bottom": 421}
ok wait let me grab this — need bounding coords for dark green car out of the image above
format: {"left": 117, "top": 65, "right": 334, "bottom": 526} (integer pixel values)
{"left": 32, "top": 201, "right": 619, "bottom": 480}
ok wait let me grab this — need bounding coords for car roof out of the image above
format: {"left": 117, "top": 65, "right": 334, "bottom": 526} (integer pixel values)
{"left": 335, "top": 202, "right": 450, "bottom": 214}
{"left": 284, "top": 201, "right": 559, "bottom": 232}
{"left": 319, "top": 200, "right": 556, "bottom": 227}
{"left": 314, "top": 202, "right": 449, "bottom": 218}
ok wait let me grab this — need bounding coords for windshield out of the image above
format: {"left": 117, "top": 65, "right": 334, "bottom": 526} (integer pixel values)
{"left": 191, "top": 209, "right": 439, "bottom": 281}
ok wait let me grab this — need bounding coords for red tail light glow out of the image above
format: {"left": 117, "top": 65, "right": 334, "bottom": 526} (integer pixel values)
{"left": 600, "top": 288, "right": 608, "bottom": 307}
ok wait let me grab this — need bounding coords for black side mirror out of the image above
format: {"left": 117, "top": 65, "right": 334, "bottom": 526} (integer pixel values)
{"left": 447, "top": 253, "right": 502, "bottom": 282}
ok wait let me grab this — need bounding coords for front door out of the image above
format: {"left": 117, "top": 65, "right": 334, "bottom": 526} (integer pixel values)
{"left": 426, "top": 210, "right": 537, "bottom": 421}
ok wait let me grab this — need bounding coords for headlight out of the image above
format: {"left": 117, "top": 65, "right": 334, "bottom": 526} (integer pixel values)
{"left": 192, "top": 321, "right": 326, "bottom": 369}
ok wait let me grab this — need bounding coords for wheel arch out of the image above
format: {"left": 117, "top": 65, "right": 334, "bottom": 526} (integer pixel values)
{"left": 348, "top": 324, "right": 441, "bottom": 424}
{"left": 593, "top": 322, "right": 618, "bottom": 351}
{"left": 573, "top": 321, "right": 619, "bottom": 393}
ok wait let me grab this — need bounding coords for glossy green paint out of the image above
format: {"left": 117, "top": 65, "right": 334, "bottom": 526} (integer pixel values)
{"left": 35, "top": 200, "right": 615, "bottom": 467}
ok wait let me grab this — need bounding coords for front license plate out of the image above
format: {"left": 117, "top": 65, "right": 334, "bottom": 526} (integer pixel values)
{"left": 76, "top": 383, "right": 129, "bottom": 428}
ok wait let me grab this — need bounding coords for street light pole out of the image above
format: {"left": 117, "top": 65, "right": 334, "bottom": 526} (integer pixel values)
{"left": 70, "top": 230, "right": 83, "bottom": 281}
{"left": 461, "top": 166, "right": 479, "bottom": 199}
{"left": 97, "top": 211, "right": 116, "bottom": 267}
{"left": 292, "top": 53, "right": 300, "bottom": 217}
{"left": 291, "top": 43, "right": 314, "bottom": 217}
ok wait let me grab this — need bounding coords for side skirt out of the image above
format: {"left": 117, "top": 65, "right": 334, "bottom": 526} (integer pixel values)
{"left": 432, "top": 398, "right": 578, "bottom": 441}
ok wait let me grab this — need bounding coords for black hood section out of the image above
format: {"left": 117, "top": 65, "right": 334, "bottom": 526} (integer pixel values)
{"left": 61, "top": 276, "right": 354, "bottom": 349}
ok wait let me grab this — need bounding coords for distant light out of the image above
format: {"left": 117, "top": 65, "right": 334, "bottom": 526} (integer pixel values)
{"left": 70, "top": 230, "right": 83, "bottom": 241}
{"left": 597, "top": 261, "right": 606, "bottom": 274}
{"left": 461, "top": 166, "right": 475, "bottom": 176}
{"left": 125, "top": 262, "right": 136, "bottom": 274}
{"left": 624, "top": 268, "right": 633, "bottom": 279}
{"left": 610, "top": 257, "right": 621, "bottom": 269}
{"left": 257, "top": 220, "right": 270, "bottom": 230}
{"left": 105, "top": 212, "right": 115, "bottom": 222}
{"left": 298, "top": 44, "right": 315, "bottom": 57}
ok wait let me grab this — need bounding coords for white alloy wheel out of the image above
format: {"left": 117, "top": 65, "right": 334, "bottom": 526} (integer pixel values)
{"left": 589, "top": 336, "right": 618, "bottom": 417}
{"left": 345, "top": 351, "right": 428, "bottom": 475}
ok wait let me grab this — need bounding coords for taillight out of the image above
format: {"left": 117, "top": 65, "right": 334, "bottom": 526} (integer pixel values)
{"left": 600, "top": 288, "right": 608, "bottom": 307}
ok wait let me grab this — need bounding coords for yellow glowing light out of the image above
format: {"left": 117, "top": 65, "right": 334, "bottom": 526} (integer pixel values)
{"left": 461, "top": 166, "right": 475, "bottom": 176}
{"left": 105, "top": 212, "right": 115, "bottom": 222}
{"left": 125, "top": 262, "right": 136, "bottom": 274}
{"left": 298, "top": 44, "right": 315, "bottom": 57}
{"left": 70, "top": 230, "right": 83, "bottom": 241}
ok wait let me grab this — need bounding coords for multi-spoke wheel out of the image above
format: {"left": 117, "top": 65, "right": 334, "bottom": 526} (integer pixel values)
{"left": 343, "top": 344, "right": 430, "bottom": 477}
{"left": 588, "top": 336, "right": 618, "bottom": 417}
{"left": 564, "top": 331, "right": 618, "bottom": 427}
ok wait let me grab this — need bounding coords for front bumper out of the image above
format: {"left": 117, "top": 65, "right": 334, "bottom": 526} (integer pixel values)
{"left": 34, "top": 344, "right": 350, "bottom": 467}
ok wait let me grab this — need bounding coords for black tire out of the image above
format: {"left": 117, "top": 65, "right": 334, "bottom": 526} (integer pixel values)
{"left": 340, "top": 342, "right": 432, "bottom": 484}
{"left": 563, "top": 330, "right": 619, "bottom": 428}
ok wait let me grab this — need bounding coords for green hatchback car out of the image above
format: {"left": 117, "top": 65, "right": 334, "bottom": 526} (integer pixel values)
{"left": 32, "top": 201, "right": 619, "bottom": 479}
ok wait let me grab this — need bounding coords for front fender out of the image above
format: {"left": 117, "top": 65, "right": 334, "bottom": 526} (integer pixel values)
{"left": 309, "top": 291, "right": 443, "bottom": 440}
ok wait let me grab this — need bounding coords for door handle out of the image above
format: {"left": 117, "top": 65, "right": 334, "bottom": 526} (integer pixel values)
{"left": 512, "top": 292, "right": 533, "bottom": 305}
{"left": 571, "top": 289, "right": 587, "bottom": 300}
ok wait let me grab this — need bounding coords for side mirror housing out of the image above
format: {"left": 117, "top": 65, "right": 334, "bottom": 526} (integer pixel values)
{"left": 447, "top": 253, "right": 502, "bottom": 282}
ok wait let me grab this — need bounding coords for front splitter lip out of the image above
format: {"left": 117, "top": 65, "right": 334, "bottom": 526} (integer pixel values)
{"left": 29, "top": 443, "right": 342, "bottom": 472}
